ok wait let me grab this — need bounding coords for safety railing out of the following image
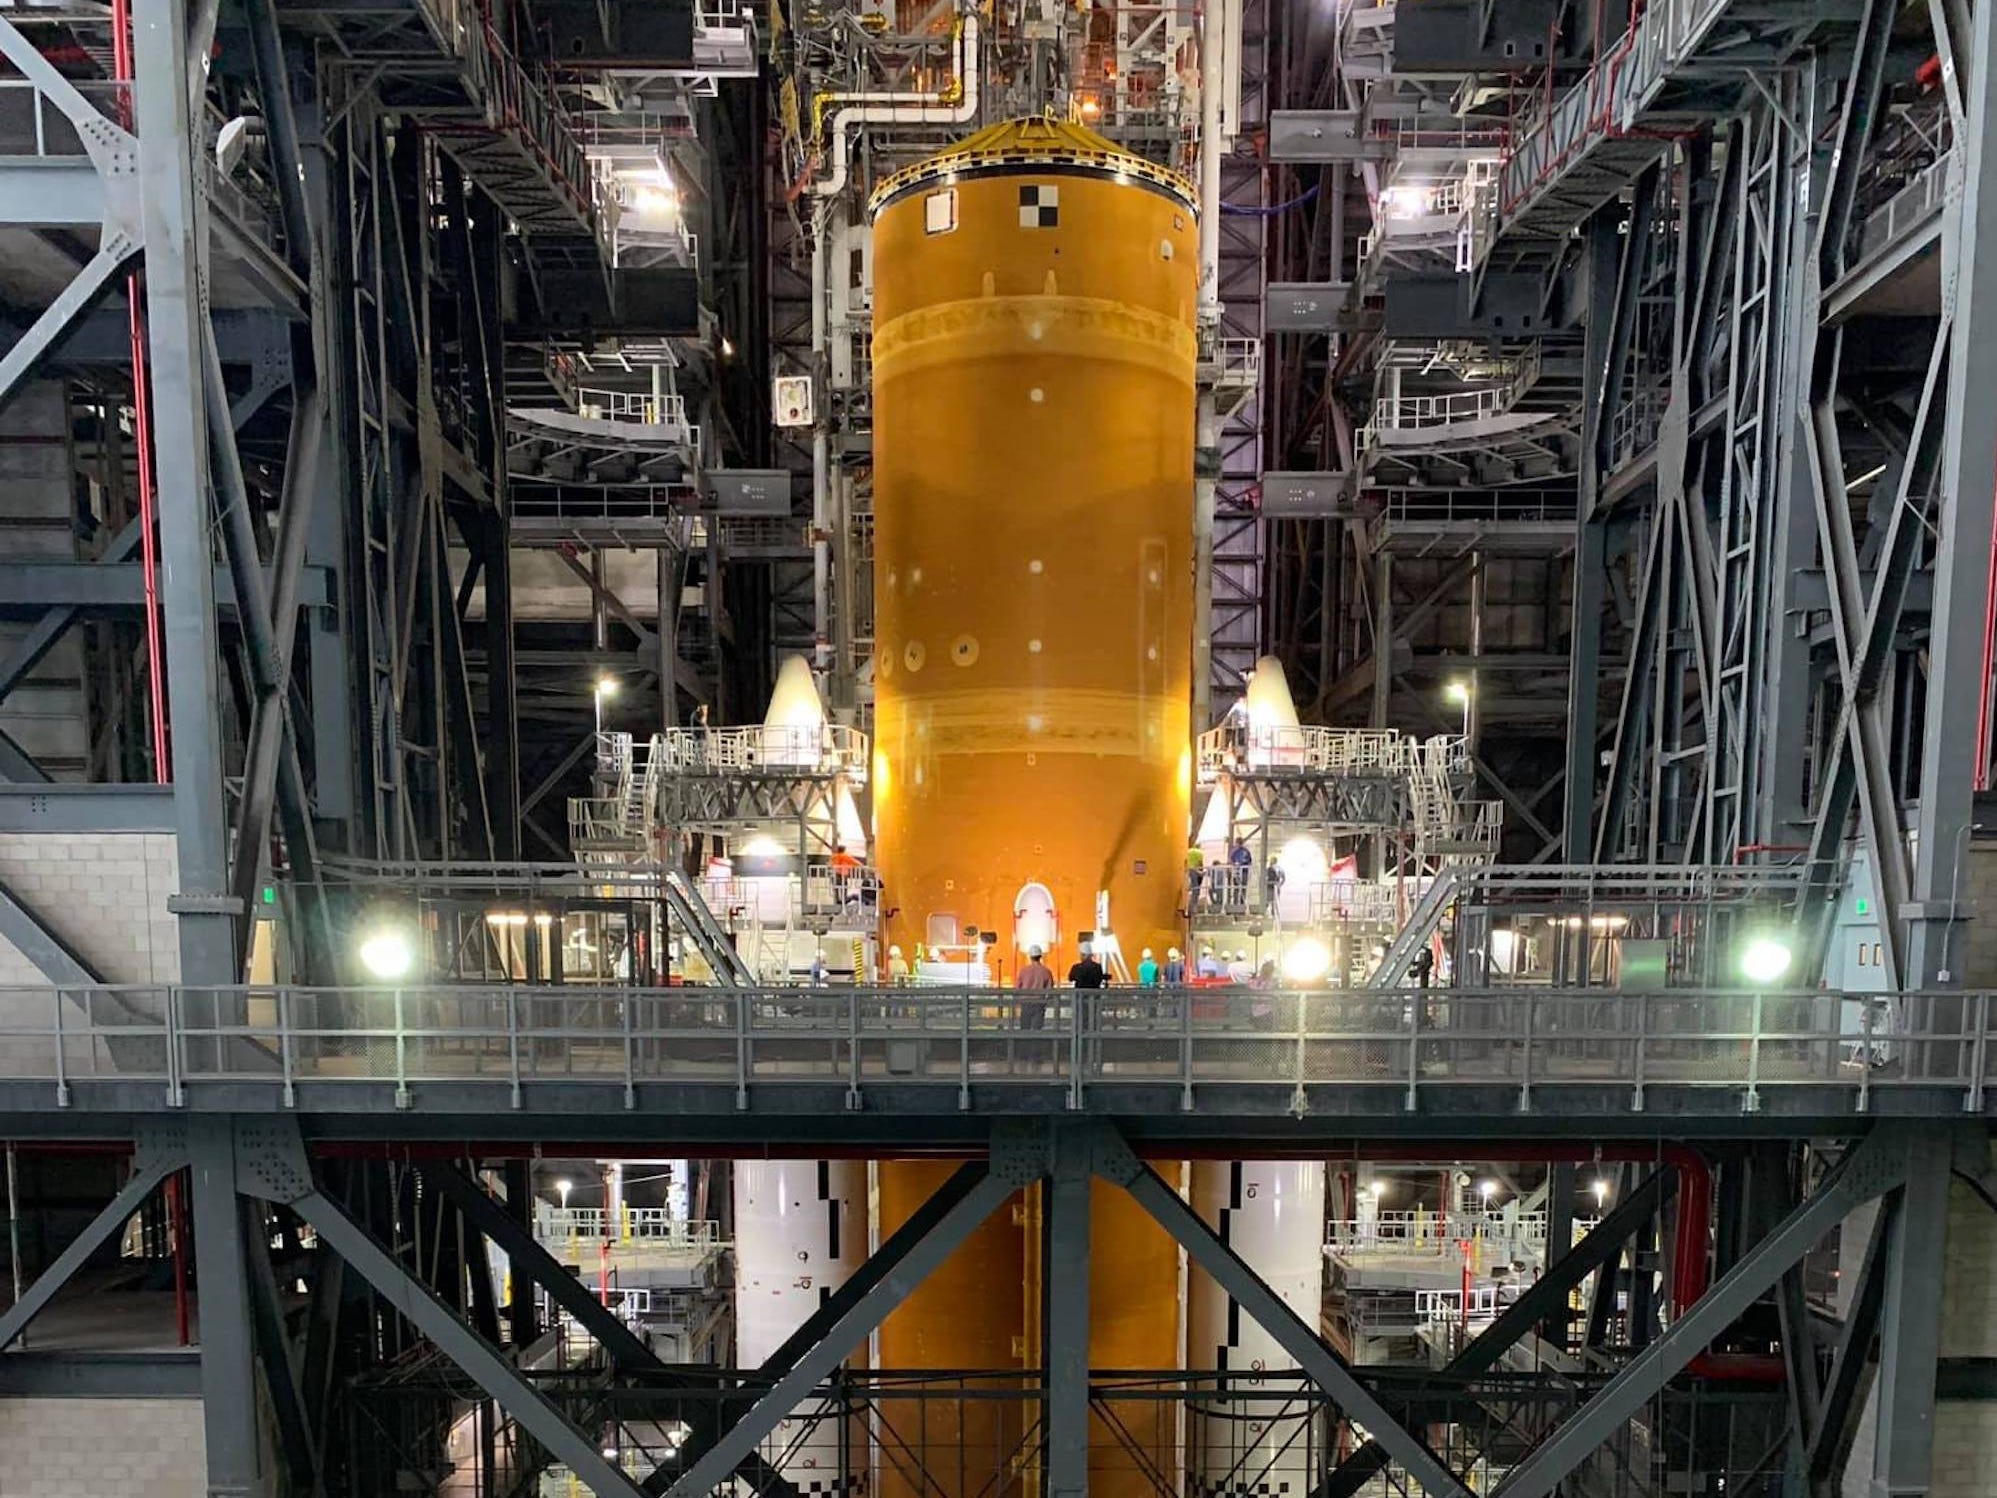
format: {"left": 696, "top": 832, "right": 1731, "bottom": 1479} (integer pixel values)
{"left": 1306, "top": 880, "right": 1406, "bottom": 925}
{"left": 459, "top": 13, "right": 610, "bottom": 239}
{"left": 0, "top": 984, "right": 1990, "bottom": 1113}
{"left": 534, "top": 1205, "right": 724, "bottom": 1247}
{"left": 1196, "top": 725, "right": 1435, "bottom": 783}
{"left": 1328, "top": 1209, "right": 1555, "bottom": 1255}
{"left": 1850, "top": 150, "right": 1951, "bottom": 272}
{"left": 648, "top": 724, "right": 869, "bottom": 781}
{"left": 0, "top": 77, "right": 124, "bottom": 157}
{"left": 576, "top": 388, "right": 693, "bottom": 432}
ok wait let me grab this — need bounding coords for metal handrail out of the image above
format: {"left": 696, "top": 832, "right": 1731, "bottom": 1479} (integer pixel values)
{"left": 649, "top": 724, "right": 870, "bottom": 780}
{"left": 1, "top": 983, "right": 1985, "bottom": 1114}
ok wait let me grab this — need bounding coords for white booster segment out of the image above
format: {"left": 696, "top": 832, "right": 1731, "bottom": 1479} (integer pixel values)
{"left": 735, "top": 1160, "right": 869, "bottom": 1492}
{"left": 1187, "top": 1160, "right": 1328, "bottom": 1498}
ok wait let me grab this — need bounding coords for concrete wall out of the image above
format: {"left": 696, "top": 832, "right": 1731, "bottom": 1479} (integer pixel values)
{"left": 0, "top": 1396, "right": 204, "bottom": 1496}
{"left": 1841, "top": 1143, "right": 1997, "bottom": 1498}
{"left": 0, "top": 832, "right": 180, "bottom": 986}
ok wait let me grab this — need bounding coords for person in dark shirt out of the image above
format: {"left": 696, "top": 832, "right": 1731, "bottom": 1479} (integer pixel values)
{"left": 1068, "top": 945, "right": 1108, "bottom": 989}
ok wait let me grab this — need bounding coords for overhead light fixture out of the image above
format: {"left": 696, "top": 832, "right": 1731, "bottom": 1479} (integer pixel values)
{"left": 1736, "top": 933, "right": 1795, "bottom": 986}
{"left": 358, "top": 927, "right": 416, "bottom": 981}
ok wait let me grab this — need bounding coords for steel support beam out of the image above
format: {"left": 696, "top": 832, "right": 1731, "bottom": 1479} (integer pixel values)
{"left": 134, "top": 0, "right": 234, "bottom": 986}
{"left": 190, "top": 1117, "right": 262, "bottom": 1497}
{"left": 1493, "top": 1129, "right": 1910, "bottom": 1498}
{"left": 1867, "top": 1145, "right": 1949, "bottom": 1496}
{"left": 664, "top": 1138, "right": 1041, "bottom": 1498}
{"left": 0, "top": 1142, "right": 179, "bottom": 1352}
{"left": 1044, "top": 1127, "right": 1093, "bottom": 1498}
{"left": 417, "top": 1162, "right": 658, "bottom": 1372}
{"left": 0, "top": 872, "right": 102, "bottom": 986}
{"left": 291, "top": 1182, "right": 647, "bottom": 1497}
{"left": 1908, "top": 0, "right": 1997, "bottom": 983}
{"left": 1808, "top": 1194, "right": 1897, "bottom": 1491}
{"left": 1110, "top": 1151, "right": 1470, "bottom": 1498}
{"left": 243, "top": 1198, "right": 317, "bottom": 1488}
{"left": 1320, "top": 1168, "right": 1672, "bottom": 1498}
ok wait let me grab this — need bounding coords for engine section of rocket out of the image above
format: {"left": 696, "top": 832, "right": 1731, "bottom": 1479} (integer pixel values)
{"left": 868, "top": 117, "right": 1199, "bottom": 968}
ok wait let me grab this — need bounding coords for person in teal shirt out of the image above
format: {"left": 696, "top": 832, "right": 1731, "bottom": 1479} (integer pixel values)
{"left": 1137, "top": 947, "right": 1160, "bottom": 986}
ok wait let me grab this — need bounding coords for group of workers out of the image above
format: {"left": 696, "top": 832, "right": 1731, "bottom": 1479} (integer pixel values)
{"left": 1185, "top": 841, "right": 1285, "bottom": 914}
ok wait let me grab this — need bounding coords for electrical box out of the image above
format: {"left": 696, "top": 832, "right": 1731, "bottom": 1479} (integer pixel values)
{"left": 773, "top": 375, "right": 814, "bottom": 427}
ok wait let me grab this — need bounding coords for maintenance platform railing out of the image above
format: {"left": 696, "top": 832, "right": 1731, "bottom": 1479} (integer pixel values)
{"left": 0, "top": 983, "right": 1988, "bottom": 1119}
{"left": 1196, "top": 726, "right": 1464, "bottom": 784}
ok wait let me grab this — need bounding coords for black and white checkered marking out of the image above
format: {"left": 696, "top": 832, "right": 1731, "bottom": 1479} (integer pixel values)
{"left": 1018, "top": 183, "right": 1059, "bottom": 228}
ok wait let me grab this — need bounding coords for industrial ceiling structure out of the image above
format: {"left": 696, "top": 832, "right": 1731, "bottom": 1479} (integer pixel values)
{"left": 0, "top": 0, "right": 1990, "bottom": 1493}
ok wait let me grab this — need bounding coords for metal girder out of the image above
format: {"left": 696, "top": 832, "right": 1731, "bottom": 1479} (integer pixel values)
{"left": 1265, "top": 284, "right": 1368, "bottom": 332}
{"left": 0, "top": 784, "right": 176, "bottom": 831}
{"left": 0, "top": 161, "right": 105, "bottom": 226}
{"left": 0, "top": 871, "right": 102, "bottom": 986}
{"left": 1907, "top": 0, "right": 1997, "bottom": 983}
{"left": 243, "top": 1198, "right": 318, "bottom": 1488}
{"left": 1807, "top": 1193, "right": 1897, "bottom": 1489}
{"left": 0, "top": 245, "right": 138, "bottom": 414}
{"left": 663, "top": 1139, "right": 1043, "bottom": 1498}
{"left": 1109, "top": 1152, "right": 1471, "bottom": 1498}
{"left": 1319, "top": 1168, "right": 1674, "bottom": 1498}
{"left": 0, "top": 1138, "right": 180, "bottom": 1352}
{"left": 417, "top": 1162, "right": 659, "bottom": 1373}
{"left": 1493, "top": 1128, "right": 1911, "bottom": 1498}
{"left": 1268, "top": 111, "right": 1398, "bottom": 161}
{"left": 0, "top": 518, "right": 140, "bottom": 707}
{"left": 298, "top": 1182, "right": 646, "bottom": 1496}
{"left": 1044, "top": 1128, "right": 1092, "bottom": 1498}
{"left": 1867, "top": 1144, "right": 1949, "bottom": 1494}
{"left": 0, "top": 729, "right": 49, "bottom": 785}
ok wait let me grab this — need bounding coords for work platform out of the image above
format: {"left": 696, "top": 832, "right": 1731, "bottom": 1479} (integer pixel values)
{"left": 0, "top": 983, "right": 1982, "bottom": 1136}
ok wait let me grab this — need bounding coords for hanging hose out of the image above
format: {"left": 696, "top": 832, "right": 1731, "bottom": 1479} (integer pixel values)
{"left": 110, "top": 0, "right": 169, "bottom": 781}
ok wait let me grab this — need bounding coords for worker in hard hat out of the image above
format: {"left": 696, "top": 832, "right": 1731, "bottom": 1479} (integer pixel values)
{"left": 1137, "top": 947, "right": 1160, "bottom": 987}
{"left": 1016, "top": 944, "right": 1055, "bottom": 1029}
{"left": 887, "top": 944, "right": 909, "bottom": 986}
{"left": 1163, "top": 946, "right": 1187, "bottom": 985}
{"left": 1197, "top": 946, "right": 1223, "bottom": 979}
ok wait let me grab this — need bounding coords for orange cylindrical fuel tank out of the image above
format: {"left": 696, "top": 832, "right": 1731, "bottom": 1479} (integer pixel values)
{"left": 869, "top": 118, "right": 1200, "bottom": 969}
{"left": 877, "top": 1161, "right": 1028, "bottom": 1498}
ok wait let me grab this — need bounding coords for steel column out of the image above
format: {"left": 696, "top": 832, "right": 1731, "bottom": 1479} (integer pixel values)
{"left": 1044, "top": 1127, "right": 1093, "bottom": 1498}
{"left": 1494, "top": 1129, "right": 1909, "bottom": 1498}
{"left": 1867, "top": 1144, "right": 1949, "bottom": 1496}
{"left": 133, "top": 0, "right": 234, "bottom": 985}
{"left": 190, "top": 1117, "right": 262, "bottom": 1497}
{"left": 1909, "top": 0, "right": 1997, "bottom": 982}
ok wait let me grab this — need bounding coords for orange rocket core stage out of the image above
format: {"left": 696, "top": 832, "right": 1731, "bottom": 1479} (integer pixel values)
{"left": 869, "top": 119, "right": 1200, "bottom": 970}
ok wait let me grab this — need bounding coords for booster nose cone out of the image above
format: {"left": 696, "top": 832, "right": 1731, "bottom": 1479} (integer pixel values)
{"left": 762, "top": 653, "right": 826, "bottom": 766}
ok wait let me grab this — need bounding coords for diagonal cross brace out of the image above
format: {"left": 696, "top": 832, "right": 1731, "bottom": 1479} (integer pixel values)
{"left": 1492, "top": 1128, "right": 1911, "bottom": 1498}
{"left": 1808, "top": 1191, "right": 1898, "bottom": 1488}
{"left": 0, "top": 1131, "right": 183, "bottom": 1352}
{"left": 293, "top": 1186, "right": 648, "bottom": 1498}
{"left": 1110, "top": 1153, "right": 1472, "bottom": 1498}
{"left": 664, "top": 1157, "right": 1035, "bottom": 1498}
{"left": 1319, "top": 1167, "right": 1674, "bottom": 1498}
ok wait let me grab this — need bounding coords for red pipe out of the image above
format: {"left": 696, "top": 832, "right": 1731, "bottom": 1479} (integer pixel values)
{"left": 166, "top": 1170, "right": 190, "bottom": 1347}
{"left": 1977, "top": 471, "right": 1997, "bottom": 791}
{"left": 108, "top": 0, "right": 168, "bottom": 779}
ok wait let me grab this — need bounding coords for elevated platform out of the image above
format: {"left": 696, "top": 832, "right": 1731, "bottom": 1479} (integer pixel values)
{"left": 0, "top": 982, "right": 1981, "bottom": 1136}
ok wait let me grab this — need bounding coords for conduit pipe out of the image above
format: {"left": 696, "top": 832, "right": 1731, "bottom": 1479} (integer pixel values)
{"left": 809, "top": 13, "right": 980, "bottom": 200}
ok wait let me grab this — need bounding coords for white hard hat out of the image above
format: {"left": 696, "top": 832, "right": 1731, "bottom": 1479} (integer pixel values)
{"left": 1029, "top": 945, "right": 1044, "bottom": 959}
{"left": 1169, "top": 947, "right": 1182, "bottom": 960}
{"left": 889, "top": 945, "right": 903, "bottom": 957}
{"left": 1142, "top": 947, "right": 1154, "bottom": 959}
